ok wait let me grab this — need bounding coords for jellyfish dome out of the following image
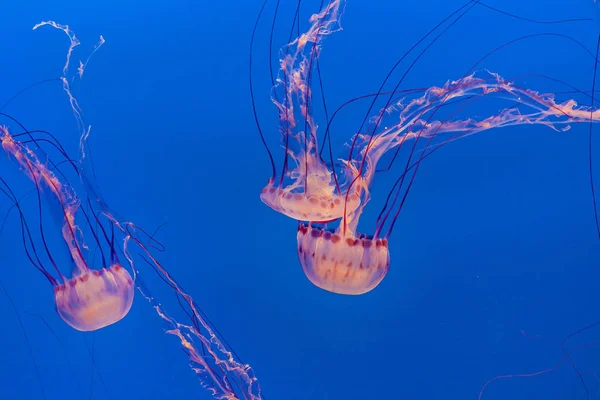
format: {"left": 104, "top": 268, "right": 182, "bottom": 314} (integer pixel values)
{"left": 54, "top": 263, "right": 134, "bottom": 332}
{"left": 297, "top": 223, "right": 390, "bottom": 295}
{"left": 261, "top": 179, "right": 361, "bottom": 222}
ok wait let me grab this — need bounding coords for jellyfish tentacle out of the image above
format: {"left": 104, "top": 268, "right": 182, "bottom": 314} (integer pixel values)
{"left": 343, "top": 0, "right": 480, "bottom": 234}
{"left": 588, "top": 34, "right": 600, "bottom": 240}
{"left": 250, "top": 0, "right": 277, "bottom": 181}
{"left": 0, "top": 179, "right": 57, "bottom": 284}
{"left": 476, "top": 1, "right": 593, "bottom": 25}
{"left": 0, "top": 279, "right": 47, "bottom": 400}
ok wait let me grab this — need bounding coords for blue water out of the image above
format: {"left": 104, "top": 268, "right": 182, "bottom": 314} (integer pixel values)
{"left": 0, "top": 0, "right": 598, "bottom": 399}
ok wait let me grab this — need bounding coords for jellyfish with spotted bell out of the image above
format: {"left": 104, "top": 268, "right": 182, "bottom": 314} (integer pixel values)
{"left": 254, "top": 0, "right": 364, "bottom": 223}
{"left": 297, "top": 223, "right": 389, "bottom": 295}
{"left": 1, "top": 117, "right": 262, "bottom": 397}
{"left": 0, "top": 126, "right": 134, "bottom": 331}
{"left": 258, "top": 0, "right": 600, "bottom": 295}
{"left": 300, "top": 73, "right": 600, "bottom": 295}
{"left": 1, "top": 20, "right": 264, "bottom": 399}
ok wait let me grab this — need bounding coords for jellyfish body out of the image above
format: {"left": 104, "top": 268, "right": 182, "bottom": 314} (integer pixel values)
{"left": 297, "top": 223, "right": 389, "bottom": 295}
{"left": 260, "top": 180, "right": 361, "bottom": 222}
{"left": 54, "top": 263, "right": 134, "bottom": 331}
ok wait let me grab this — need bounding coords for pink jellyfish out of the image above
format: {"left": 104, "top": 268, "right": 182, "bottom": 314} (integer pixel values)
{"left": 253, "top": 0, "right": 363, "bottom": 222}
{"left": 1, "top": 118, "right": 262, "bottom": 397}
{"left": 281, "top": 0, "right": 600, "bottom": 295}
{"left": 22, "top": 20, "right": 264, "bottom": 399}
{"left": 1, "top": 126, "right": 134, "bottom": 331}
{"left": 298, "top": 72, "right": 600, "bottom": 295}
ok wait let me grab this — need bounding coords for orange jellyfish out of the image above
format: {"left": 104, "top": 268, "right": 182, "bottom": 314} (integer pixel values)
{"left": 0, "top": 126, "right": 134, "bottom": 331}
{"left": 253, "top": 0, "right": 363, "bottom": 222}
{"left": 297, "top": 74, "right": 600, "bottom": 295}
{"left": 20, "top": 20, "right": 264, "bottom": 399}
{"left": 1, "top": 118, "right": 262, "bottom": 397}
{"left": 1, "top": 120, "right": 262, "bottom": 398}
{"left": 285, "top": 0, "right": 600, "bottom": 295}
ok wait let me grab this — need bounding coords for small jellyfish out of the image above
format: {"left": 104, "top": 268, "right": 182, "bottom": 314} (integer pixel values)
{"left": 1, "top": 120, "right": 261, "bottom": 397}
{"left": 1, "top": 126, "right": 134, "bottom": 331}
{"left": 6, "top": 20, "right": 264, "bottom": 398}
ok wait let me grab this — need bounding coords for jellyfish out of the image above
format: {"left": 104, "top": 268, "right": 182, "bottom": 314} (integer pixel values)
{"left": 1, "top": 126, "right": 134, "bottom": 331}
{"left": 3, "top": 21, "right": 263, "bottom": 399}
{"left": 1, "top": 114, "right": 261, "bottom": 397}
{"left": 298, "top": 73, "right": 600, "bottom": 295}
{"left": 260, "top": 0, "right": 600, "bottom": 295}
{"left": 253, "top": 0, "right": 363, "bottom": 222}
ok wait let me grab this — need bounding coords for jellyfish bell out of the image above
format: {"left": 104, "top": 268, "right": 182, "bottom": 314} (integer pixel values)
{"left": 297, "top": 222, "right": 390, "bottom": 295}
{"left": 260, "top": 153, "right": 366, "bottom": 222}
{"left": 54, "top": 263, "right": 134, "bottom": 332}
{"left": 260, "top": 180, "right": 361, "bottom": 222}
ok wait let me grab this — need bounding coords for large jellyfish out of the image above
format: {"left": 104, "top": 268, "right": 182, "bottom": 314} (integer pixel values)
{"left": 255, "top": 0, "right": 600, "bottom": 295}
{"left": 0, "top": 21, "right": 262, "bottom": 399}
{"left": 298, "top": 72, "right": 600, "bottom": 295}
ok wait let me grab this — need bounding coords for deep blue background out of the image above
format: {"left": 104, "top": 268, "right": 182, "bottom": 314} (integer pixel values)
{"left": 0, "top": 1, "right": 598, "bottom": 399}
